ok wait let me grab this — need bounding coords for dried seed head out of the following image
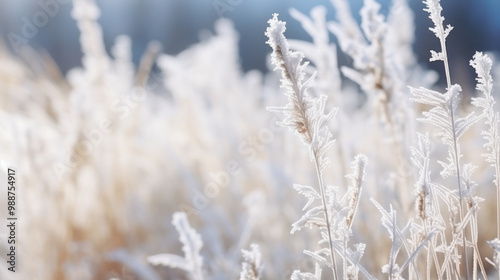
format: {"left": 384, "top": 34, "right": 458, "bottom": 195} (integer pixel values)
{"left": 416, "top": 191, "right": 426, "bottom": 220}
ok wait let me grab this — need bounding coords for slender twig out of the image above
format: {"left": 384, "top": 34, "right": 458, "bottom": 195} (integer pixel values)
{"left": 436, "top": 13, "right": 470, "bottom": 279}
{"left": 313, "top": 155, "right": 338, "bottom": 280}
{"left": 442, "top": 52, "right": 470, "bottom": 280}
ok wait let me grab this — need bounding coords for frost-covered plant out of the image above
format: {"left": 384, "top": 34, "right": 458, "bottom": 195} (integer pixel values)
{"left": 265, "top": 14, "right": 337, "bottom": 169}
{"left": 470, "top": 51, "right": 500, "bottom": 278}
{"left": 471, "top": 52, "right": 500, "bottom": 235}
{"left": 265, "top": 13, "right": 373, "bottom": 280}
{"left": 265, "top": 13, "right": 339, "bottom": 278}
{"left": 371, "top": 199, "right": 412, "bottom": 279}
{"left": 294, "top": 156, "right": 372, "bottom": 280}
{"left": 239, "top": 244, "right": 263, "bottom": 280}
{"left": 331, "top": 0, "right": 397, "bottom": 125}
{"left": 266, "top": 14, "right": 378, "bottom": 279}
{"left": 328, "top": 0, "right": 419, "bottom": 215}
{"left": 263, "top": 0, "right": 500, "bottom": 278}
{"left": 409, "top": 0, "right": 482, "bottom": 278}
{"left": 288, "top": 6, "right": 350, "bottom": 183}
{"left": 148, "top": 212, "right": 204, "bottom": 280}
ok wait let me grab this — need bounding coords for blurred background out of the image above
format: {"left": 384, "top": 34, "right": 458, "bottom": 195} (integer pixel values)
{"left": 0, "top": 0, "right": 499, "bottom": 76}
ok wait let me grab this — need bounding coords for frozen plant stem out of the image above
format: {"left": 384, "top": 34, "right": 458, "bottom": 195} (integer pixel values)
{"left": 440, "top": 22, "right": 470, "bottom": 280}
{"left": 265, "top": 14, "right": 338, "bottom": 280}
{"left": 314, "top": 155, "right": 339, "bottom": 280}
{"left": 449, "top": 90, "right": 469, "bottom": 280}
{"left": 470, "top": 52, "right": 498, "bottom": 279}
{"left": 444, "top": 52, "right": 469, "bottom": 279}
{"left": 437, "top": 21, "right": 469, "bottom": 280}
{"left": 470, "top": 52, "right": 500, "bottom": 240}
{"left": 423, "top": 0, "right": 469, "bottom": 277}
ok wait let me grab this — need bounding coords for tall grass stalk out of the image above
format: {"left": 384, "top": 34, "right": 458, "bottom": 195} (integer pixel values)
{"left": 265, "top": 14, "right": 339, "bottom": 279}
{"left": 423, "top": 0, "right": 469, "bottom": 277}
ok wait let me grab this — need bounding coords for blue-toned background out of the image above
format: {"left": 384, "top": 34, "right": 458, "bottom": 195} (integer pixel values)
{"left": 0, "top": 0, "right": 499, "bottom": 74}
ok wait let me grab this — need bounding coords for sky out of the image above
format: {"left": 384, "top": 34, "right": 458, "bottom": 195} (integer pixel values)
{"left": 0, "top": 0, "right": 499, "bottom": 75}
